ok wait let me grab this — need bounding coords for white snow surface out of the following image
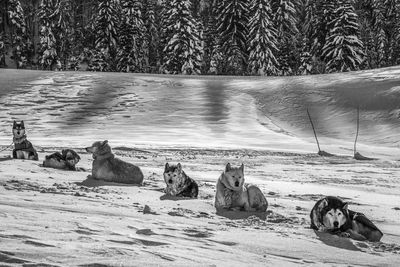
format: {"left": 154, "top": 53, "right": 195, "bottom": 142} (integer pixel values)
{"left": 0, "top": 68, "right": 400, "bottom": 266}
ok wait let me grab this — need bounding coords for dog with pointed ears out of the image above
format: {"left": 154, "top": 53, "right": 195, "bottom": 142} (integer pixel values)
{"left": 85, "top": 140, "right": 144, "bottom": 184}
{"left": 163, "top": 163, "right": 198, "bottom": 198}
{"left": 12, "top": 120, "right": 38, "bottom": 160}
{"left": 43, "top": 149, "right": 81, "bottom": 171}
{"left": 215, "top": 163, "right": 268, "bottom": 212}
{"left": 310, "top": 196, "right": 383, "bottom": 241}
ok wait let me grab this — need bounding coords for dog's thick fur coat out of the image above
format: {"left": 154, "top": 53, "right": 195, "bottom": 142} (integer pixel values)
{"left": 215, "top": 163, "right": 268, "bottom": 212}
{"left": 12, "top": 120, "right": 38, "bottom": 160}
{"left": 85, "top": 140, "right": 144, "bottom": 184}
{"left": 163, "top": 163, "right": 198, "bottom": 198}
{"left": 310, "top": 196, "right": 383, "bottom": 242}
{"left": 43, "top": 149, "right": 81, "bottom": 170}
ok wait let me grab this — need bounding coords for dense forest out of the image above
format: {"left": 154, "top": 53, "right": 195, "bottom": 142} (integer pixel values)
{"left": 0, "top": 0, "right": 399, "bottom": 75}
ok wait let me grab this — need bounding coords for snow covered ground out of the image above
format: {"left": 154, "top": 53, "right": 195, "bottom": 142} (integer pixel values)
{"left": 0, "top": 68, "right": 400, "bottom": 266}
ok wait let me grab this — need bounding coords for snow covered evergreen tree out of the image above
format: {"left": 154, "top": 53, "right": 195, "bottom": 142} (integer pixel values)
{"left": 161, "top": 0, "right": 202, "bottom": 74}
{"left": 8, "top": 0, "right": 31, "bottom": 68}
{"left": 381, "top": 0, "right": 400, "bottom": 66}
{"left": 298, "top": 36, "right": 313, "bottom": 75}
{"left": 216, "top": 0, "right": 249, "bottom": 75}
{"left": 305, "top": 0, "right": 336, "bottom": 72}
{"left": 203, "top": 0, "right": 222, "bottom": 74}
{"left": 322, "top": 0, "right": 365, "bottom": 72}
{"left": 158, "top": 0, "right": 172, "bottom": 70}
{"left": 38, "top": 0, "right": 58, "bottom": 70}
{"left": 393, "top": 0, "right": 400, "bottom": 65}
{"left": 54, "top": 0, "right": 74, "bottom": 70}
{"left": 371, "top": 0, "right": 387, "bottom": 67}
{"left": 89, "top": 0, "right": 120, "bottom": 71}
{"left": 143, "top": 0, "right": 159, "bottom": 72}
{"left": 117, "top": 0, "right": 147, "bottom": 72}
{"left": 0, "top": 32, "right": 5, "bottom": 67}
{"left": 247, "top": 0, "right": 279, "bottom": 75}
{"left": 271, "top": 0, "right": 299, "bottom": 75}
{"left": 1, "top": 0, "right": 400, "bottom": 74}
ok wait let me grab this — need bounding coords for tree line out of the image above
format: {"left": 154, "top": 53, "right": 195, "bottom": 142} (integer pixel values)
{"left": 0, "top": 0, "right": 399, "bottom": 75}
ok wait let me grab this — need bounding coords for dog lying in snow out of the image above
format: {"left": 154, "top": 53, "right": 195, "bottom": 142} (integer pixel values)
{"left": 215, "top": 163, "right": 268, "bottom": 212}
{"left": 310, "top": 196, "right": 383, "bottom": 242}
{"left": 163, "top": 163, "right": 198, "bottom": 198}
{"left": 85, "top": 140, "right": 144, "bottom": 184}
{"left": 42, "top": 149, "right": 81, "bottom": 171}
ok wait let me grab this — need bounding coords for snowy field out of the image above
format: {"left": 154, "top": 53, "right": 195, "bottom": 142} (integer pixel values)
{"left": 0, "top": 68, "right": 400, "bottom": 266}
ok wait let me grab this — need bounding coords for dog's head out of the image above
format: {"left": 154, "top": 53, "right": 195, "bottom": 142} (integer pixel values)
{"left": 12, "top": 120, "right": 26, "bottom": 138}
{"left": 321, "top": 199, "right": 348, "bottom": 230}
{"left": 62, "top": 149, "right": 81, "bottom": 166}
{"left": 221, "top": 163, "right": 244, "bottom": 191}
{"left": 163, "top": 163, "right": 185, "bottom": 189}
{"left": 85, "top": 140, "right": 111, "bottom": 157}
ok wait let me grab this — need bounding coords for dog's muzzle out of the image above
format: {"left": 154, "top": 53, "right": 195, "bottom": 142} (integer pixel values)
{"left": 168, "top": 179, "right": 173, "bottom": 184}
{"left": 234, "top": 181, "right": 239, "bottom": 187}
{"left": 333, "top": 221, "right": 339, "bottom": 228}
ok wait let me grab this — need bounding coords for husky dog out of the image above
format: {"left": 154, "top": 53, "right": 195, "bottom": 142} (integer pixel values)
{"left": 310, "top": 196, "right": 383, "bottom": 242}
{"left": 163, "top": 163, "right": 198, "bottom": 198}
{"left": 85, "top": 140, "right": 144, "bottom": 184}
{"left": 12, "top": 120, "right": 38, "bottom": 160}
{"left": 43, "top": 149, "right": 81, "bottom": 171}
{"left": 215, "top": 163, "right": 268, "bottom": 212}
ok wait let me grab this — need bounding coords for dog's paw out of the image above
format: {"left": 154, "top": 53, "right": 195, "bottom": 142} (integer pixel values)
{"left": 339, "top": 232, "right": 351, "bottom": 238}
{"left": 230, "top": 207, "right": 242, "bottom": 212}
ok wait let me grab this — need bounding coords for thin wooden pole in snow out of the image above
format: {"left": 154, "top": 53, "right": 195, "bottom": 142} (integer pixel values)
{"left": 354, "top": 105, "right": 360, "bottom": 155}
{"left": 307, "top": 108, "right": 321, "bottom": 153}
{"left": 353, "top": 106, "right": 374, "bottom": 160}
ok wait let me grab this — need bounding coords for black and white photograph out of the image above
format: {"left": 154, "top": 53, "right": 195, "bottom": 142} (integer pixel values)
{"left": 1, "top": 0, "right": 400, "bottom": 266}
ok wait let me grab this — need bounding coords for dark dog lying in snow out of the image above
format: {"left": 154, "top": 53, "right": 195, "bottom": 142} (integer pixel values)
{"left": 163, "top": 163, "right": 198, "bottom": 198}
{"left": 42, "top": 149, "right": 81, "bottom": 171}
{"left": 310, "top": 196, "right": 383, "bottom": 242}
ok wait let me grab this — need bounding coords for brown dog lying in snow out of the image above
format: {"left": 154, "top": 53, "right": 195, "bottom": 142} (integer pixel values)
{"left": 85, "top": 140, "right": 144, "bottom": 184}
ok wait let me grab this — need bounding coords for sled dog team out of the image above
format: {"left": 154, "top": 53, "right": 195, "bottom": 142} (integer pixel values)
{"left": 10, "top": 120, "right": 383, "bottom": 242}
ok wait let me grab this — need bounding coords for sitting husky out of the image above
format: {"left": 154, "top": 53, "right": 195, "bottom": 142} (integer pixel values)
{"left": 12, "top": 120, "right": 38, "bottom": 160}
{"left": 43, "top": 149, "right": 81, "bottom": 171}
{"left": 310, "top": 196, "right": 383, "bottom": 242}
{"left": 215, "top": 163, "right": 268, "bottom": 212}
{"left": 85, "top": 140, "right": 144, "bottom": 184}
{"left": 163, "top": 163, "right": 198, "bottom": 198}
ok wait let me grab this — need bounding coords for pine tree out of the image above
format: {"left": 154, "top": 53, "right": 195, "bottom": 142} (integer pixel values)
{"left": 296, "top": 1, "right": 312, "bottom": 75}
{"left": 382, "top": 0, "right": 400, "bottom": 66}
{"left": 298, "top": 36, "right": 313, "bottom": 75}
{"left": 8, "top": 0, "right": 31, "bottom": 68}
{"left": 143, "top": 0, "right": 159, "bottom": 73}
{"left": 117, "top": 0, "right": 147, "bottom": 72}
{"left": 159, "top": 0, "right": 173, "bottom": 70}
{"left": 204, "top": 0, "right": 224, "bottom": 74}
{"left": 271, "top": 0, "right": 299, "bottom": 75}
{"left": 216, "top": 0, "right": 249, "bottom": 75}
{"left": 0, "top": 32, "right": 5, "bottom": 67}
{"left": 247, "top": 0, "right": 279, "bottom": 75}
{"left": 392, "top": 0, "right": 400, "bottom": 65}
{"left": 202, "top": 0, "right": 219, "bottom": 74}
{"left": 161, "top": 0, "right": 202, "bottom": 74}
{"left": 54, "top": 0, "right": 74, "bottom": 69}
{"left": 305, "top": 0, "right": 336, "bottom": 72}
{"left": 371, "top": 0, "right": 387, "bottom": 67}
{"left": 38, "top": 0, "right": 58, "bottom": 70}
{"left": 322, "top": 0, "right": 365, "bottom": 72}
{"left": 0, "top": 2, "right": 5, "bottom": 66}
{"left": 89, "top": 0, "right": 120, "bottom": 71}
